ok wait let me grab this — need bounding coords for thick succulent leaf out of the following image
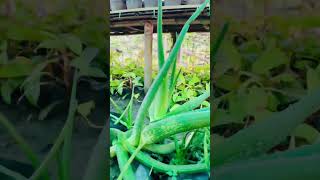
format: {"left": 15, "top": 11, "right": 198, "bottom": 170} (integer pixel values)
{"left": 83, "top": 125, "right": 107, "bottom": 180}
{"left": 214, "top": 142, "right": 320, "bottom": 179}
{"left": 213, "top": 88, "right": 320, "bottom": 166}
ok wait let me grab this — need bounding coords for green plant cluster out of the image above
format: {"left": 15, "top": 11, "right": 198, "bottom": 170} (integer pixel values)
{"left": 0, "top": 1, "right": 107, "bottom": 179}
{"left": 212, "top": 15, "right": 320, "bottom": 179}
{"left": 110, "top": 0, "right": 210, "bottom": 179}
{"left": 110, "top": 56, "right": 210, "bottom": 107}
{"left": 0, "top": 1, "right": 106, "bottom": 109}
{"left": 213, "top": 21, "right": 320, "bottom": 145}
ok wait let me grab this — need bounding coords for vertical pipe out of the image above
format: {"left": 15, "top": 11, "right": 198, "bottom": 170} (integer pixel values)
{"left": 144, "top": 21, "right": 154, "bottom": 93}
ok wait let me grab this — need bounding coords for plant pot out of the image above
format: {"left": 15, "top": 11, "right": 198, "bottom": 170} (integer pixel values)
{"left": 184, "top": 0, "right": 204, "bottom": 5}
{"left": 111, "top": 0, "right": 126, "bottom": 11}
{"left": 126, "top": 0, "right": 143, "bottom": 9}
{"left": 164, "top": 0, "right": 182, "bottom": 6}
{"left": 144, "top": 0, "right": 158, "bottom": 7}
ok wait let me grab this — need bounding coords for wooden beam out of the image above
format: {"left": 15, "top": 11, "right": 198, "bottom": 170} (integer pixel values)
{"left": 144, "top": 21, "right": 153, "bottom": 93}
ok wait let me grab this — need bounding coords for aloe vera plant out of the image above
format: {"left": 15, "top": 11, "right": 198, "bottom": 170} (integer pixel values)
{"left": 110, "top": 0, "right": 210, "bottom": 179}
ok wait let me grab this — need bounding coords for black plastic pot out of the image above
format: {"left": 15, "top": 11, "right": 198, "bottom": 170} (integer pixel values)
{"left": 164, "top": 0, "right": 182, "bottom": 6}
{"left": 184, "top": 0, "right": 204, "bottom": 5}
{"left": 144, "top": 0, "right": 158, "bottom": 7}
{"left": 126, "top": 0, "right": 143, "bottom": 9}
{"left": 111, "top": 0, "right": 126, "bottom": 11}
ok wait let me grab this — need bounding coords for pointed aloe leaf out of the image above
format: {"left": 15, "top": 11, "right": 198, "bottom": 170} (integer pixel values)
{"left": 211, "top": 22, "right": 229, "bottom": 63}
{"left": 213, "top": 88, "right": 320, "bottom": 166}
{"left": 130, "top": 0, "right": 210, "bottom": 145}
{"left": 115, "top": 141, "right": 135, "bottom": 180}
{"left": 0, "top": 113, "right": 50, "bottom": 179}
{"left": 149, "top": 0, "right": 170, "bottom": 121}
{"left": 30, "top": 72, "right": 79, "bottom": 180}
{"left": 169, "top": 32, "right": 179, "bottom": 89}
{"left": 157, "top": 0, "right": 164, "bottom": 69}
{"left": 214, "top": 142, "right": 320, "bottom": 180}
{"left": 0, "top": 165, "right": 28, "bottom": 180}
{"left": 83, "top": 125, "right": 107, "bottom": 180}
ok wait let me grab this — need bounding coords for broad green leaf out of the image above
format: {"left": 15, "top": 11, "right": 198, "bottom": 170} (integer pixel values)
{"left": 62, "top": 34, "right": 82, "bottom": 55}
{"left": 293, "top": 123, "right": 320, "bottom": 143}
{"left": 77, "top": 101, "right": 95, "bottom": 118}
{"left": 1, "top": 81, "right": 12, "bottom": 104}
{"left": 70, "top": 47, "right": 102, "bottom": 77}
{"left": 271, "top": 73, "right": 297, "bottom": 84}
{"left": 214, "top": 40, "right": 242, "bottom": 77}
{"left": 189, "top": 75, "right": 200, "bottom": 85}
{"left": 7, "top": 25, "right": 53, "bottom": 41}
{"left": 20, "top": 59, "right": 58, "bottom": 107}
{"left": 201, "top": 100, "right": 210, "bottom": 107}
{"left": 252, "top": 40, "right": 288, "bottom": 75}
{"left": 213, "top": 109, "right": 241, "bottom": 127}
{"left": 0, "top": 57, "right": 35, "bottom": 78}
{"left": 215, "top": 74, "right": 240, "bottom": 91}
{"left": 267, "top": 92, "right": 279, "bottom": 111}
{"left": 37, "top": 39, "right": 66, "bottom": 50}
{"left": 167, "top": 90, "right": 209, "bottom": 116}
{"left": 85, "top": 67, "right": 106, "bottom": 78}
{"left": 1, "top": 79, "right": 22, "bottom": 104}
{"left": 228, "top": 93, "right": 247, "bottom": 122}
{"left": 23, "top": 75, "right": 40, "bottom": 106}
{"left": 246, "top": 88, "right": 268, "bottom": 117}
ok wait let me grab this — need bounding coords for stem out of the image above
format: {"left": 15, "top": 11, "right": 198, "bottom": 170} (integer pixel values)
{"left": 29, "top": 71, "right": 79, "bottom": 180}
{"left": 144, "top": 141, "right": 178, "bottom": 155}
{"left": 125, "top": 143, "right": 208, "bottom": 174}
{"left": 117, "top": 143, "right": 145, "bottom": 180}
{"left": 0, "top": 113, "right": 50, "bottom": 180}
{"left": 0, "top": 164, "right": 28, "bottom": 180}
{"left": 115, "top": 142, "right": 136, "bottom": 180}
{"left": 61, "top": 72, "right": 79, "bottom": 180}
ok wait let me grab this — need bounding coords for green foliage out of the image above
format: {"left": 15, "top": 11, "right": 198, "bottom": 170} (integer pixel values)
{"left": 0, "top": 1, "right": 107, "bottom": 107}
{"left": 110, "top": 0, "right": 210, "bottom": 179}
{"left": 0, "top": 1, "right": 107, "bottom": 179}
{"left": 213, "top": 16, "right": 320, "bottom": 179}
